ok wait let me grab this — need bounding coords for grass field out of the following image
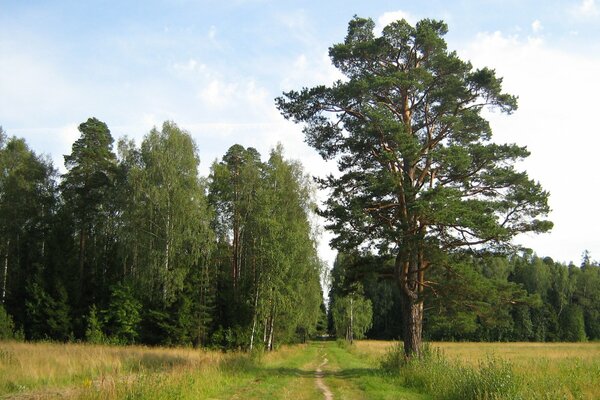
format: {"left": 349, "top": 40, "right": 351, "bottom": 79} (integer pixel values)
{"left": 0, "top": 340, "right": 598, "bottom": 399}
{"left": 356, "top": 341, "right": 600, "bottom": 400}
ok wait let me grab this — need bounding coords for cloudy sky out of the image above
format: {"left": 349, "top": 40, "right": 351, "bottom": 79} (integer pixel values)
{"left": 1, "top": 0, "right": 599, "bottom": 267}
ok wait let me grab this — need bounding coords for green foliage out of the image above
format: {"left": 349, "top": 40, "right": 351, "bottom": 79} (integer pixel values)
{"left": 332, "top": 289, "right": 373, "bottom": 341}
{"left": 84, "top": 305, "right": 105, "bottom": 344}
{"left": 0, "top": 133, "right": 56, "bottom": 338}
{"left": 335, "top": 250, "right": 598, "bottom": 343}
{"left": 126, "top": 121, "right": 213, "bottom": 306}
{"left": 62, "top": 117, "right": 117, "bottom": 226}
{"left": 278, "top": 15, "right": 551, "bottom": 355}
{"left": 559, "top": 304, "right": 586, "bottom": 342}
{"left": 0, "top": 305, "right": 15, "bottom": 339}
{"left": 102, "top": 284, "right": 141, "bottom": 344}
{"left": 4, "top": 113, "right": 595, "bottom": 349}
{"left": 208, "top": 144, "right": 324, "bottom": 350}
{"left": 60, "top": 117, "right": 119, "bottom": 327}
{"left": 25, "top": 282, "right": 71, "bottom": 341}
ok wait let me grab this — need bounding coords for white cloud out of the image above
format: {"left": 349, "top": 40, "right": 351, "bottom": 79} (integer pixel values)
{"left": 199, "top": 80, "right": 232, "bottom": 107}
{"left": 172, "top": 58, "right": 205, "bottom": 73}
{"left": 197, "top": 78, "right": 270, "bottom": 114}
{"left": 531, "top": 19, "right": 543, "bottom": 33}
{"left": 459, "top": 31, "right": 600, "bottom": 263}
{"left": 376, "top": 10, "right": 415, "bottom": 33}
{"left": 280, "top": 52, "right": 344, "bottom": 92}
{"left": 572, "top": 0, "right": 599, "bottom": 18}
{"left": 208, "top": 25, "right": 217, "bottom": 40}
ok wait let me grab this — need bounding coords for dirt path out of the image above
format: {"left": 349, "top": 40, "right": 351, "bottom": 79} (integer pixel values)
{"left": 315, "top": 354, "right": 333, "bottom": 400}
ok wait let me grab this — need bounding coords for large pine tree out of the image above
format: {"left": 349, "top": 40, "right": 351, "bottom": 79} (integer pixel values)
{"left": 277, "top": 17, "right": 552, "bottom": 356}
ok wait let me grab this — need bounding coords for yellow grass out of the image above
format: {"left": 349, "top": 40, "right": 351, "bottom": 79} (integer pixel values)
{"left": 0, "top": 340, "right": 230, "bottom": 397}
{"left": 0, "top": 341, "right": 320, "bottom": 399}
{"left": 2, "top": 340, "right": 599, "bottom": 399}
{"left": 355, "top": 340, "right": 600, "bottom": 400}
{"left": 355, "top": 340, "right": 600, "bottom": 362}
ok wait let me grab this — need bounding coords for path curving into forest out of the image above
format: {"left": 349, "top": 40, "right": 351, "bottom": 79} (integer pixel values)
{"left": 315, "top": 354, "right": 333, "bottom": 400}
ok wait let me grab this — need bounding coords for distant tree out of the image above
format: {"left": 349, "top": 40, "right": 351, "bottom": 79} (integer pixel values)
{"left": 332, "top": 287, "right": 373, "bottom": 343}
{"left": 61, "top": 117, "right": 118, "bottom": 308}
{"left": 277, "top": 16, "right": 551, "bottom": 356}
{"left": 129, "top": 122, "right": 213, "bottom": 306}
{"left": 209, "top": 144, "right": 263, "bottom": 337}
{"left": 0, "top": 135, "right": 56, "bottom": 332}
{"left": 315, "top": 301, "right": 329, "bottom": 336}
{"left": 559, "top": 304, "right": 586, "bottom": 342}
{"left": 102, "top": 283, "right": 141, "bottom": 344}
{"left": 209, "top": 145, "right": 324, "bottom": 350}
{"left": 24, "top": 281, "right": 71, "bottom": 341}
{"left": 209, "top": 144, "right": 262, "bottom": 297}
{"left": 573, "top": 259, "right": 600, "bottom": 339}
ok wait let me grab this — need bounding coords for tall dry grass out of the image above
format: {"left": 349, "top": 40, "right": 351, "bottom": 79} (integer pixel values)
{"left": 357, "top": 340, "right": 600, "bottom": 400}
{"left": 0, "top": 340, "right": 233, "bottom": 397}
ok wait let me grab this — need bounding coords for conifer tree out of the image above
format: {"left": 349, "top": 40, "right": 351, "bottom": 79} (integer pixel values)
{"left": 277, "top": 16, "right": 552, "bottom": 356}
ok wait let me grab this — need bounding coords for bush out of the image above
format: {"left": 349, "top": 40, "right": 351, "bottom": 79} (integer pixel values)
{"left": 84, "top": 305, "right": 106, "bottom": 344}
{"left": 103, "top": 283, "right": 141, "bottom": 344}
{"left": 0, "top": 305, "right": 15, "bottom": 339}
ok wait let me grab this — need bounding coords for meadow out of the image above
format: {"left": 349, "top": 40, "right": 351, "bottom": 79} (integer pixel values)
{"left": 357, "top": 341, "right": 600, "bottom": 400}
{"left": 0, "top": 340, "right": 598, "bottom": 399}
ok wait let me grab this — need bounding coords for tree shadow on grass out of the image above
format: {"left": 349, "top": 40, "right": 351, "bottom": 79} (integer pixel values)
{"left": 259, "top": 367, "right": 318, "bottom": 378}
{"left": 258, "top": 366, "right": 379, "bottom": 380}
{"left": 127, "top": 353, "right": 193, "bottom": 371}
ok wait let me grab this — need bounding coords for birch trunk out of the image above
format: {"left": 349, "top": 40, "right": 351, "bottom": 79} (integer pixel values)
{"left": 249, "top": 286, "right": 259, "bottom": 350}
{"left": 2, "top": 239, "right": 9, "bottom": 304}
{"left": 349, "top": 296, "right": 354, "bottom": 344}
{"left": 163, "top": 209, "right": 171, "bottom": 302}
{"left": 267, "top": 312, "right": 274, "bottom": 351}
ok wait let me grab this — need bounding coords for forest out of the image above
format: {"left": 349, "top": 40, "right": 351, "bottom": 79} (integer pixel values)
{"left": 1, "top": 119, "right": 598, "bottom": 348}
{"left": 329, "top": 250, "right": 600, "bottom": 343}
{"left": 0, "top": 120, "right": 326, "bottom": 348}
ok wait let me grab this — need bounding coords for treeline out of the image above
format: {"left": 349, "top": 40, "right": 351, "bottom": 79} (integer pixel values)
{"left": 330, "top": 251, "right": 600, "bottom": 342}
{"left": 0, "top": 119, "right": 326, "bottom": 348}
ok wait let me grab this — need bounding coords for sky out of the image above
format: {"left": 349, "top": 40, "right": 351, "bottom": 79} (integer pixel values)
{"left": 1, "top": 0, "right": 599, "bottom": 268}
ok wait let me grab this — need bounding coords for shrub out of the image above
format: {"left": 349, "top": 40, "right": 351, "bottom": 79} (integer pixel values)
{"left": 84, "top": 305, "right": 106, "bottom": 344}
{"left": 103, "top": 283, "right": 141, "bottom": 344}
{"left": 0, "top": 305, "right": 15, "bottom": 339}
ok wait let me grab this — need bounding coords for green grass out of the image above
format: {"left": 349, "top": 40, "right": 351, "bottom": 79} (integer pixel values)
{"left": 359, "top": 340, "right": 600, "bottom": 400}
{"left": 2, "top": 339, "right": 597, "bottom": 399}
{"left": 321, "top": 341, "right": 429, "bottom": 400}
{"left": 0, "top": 340, "right": 428, "bottom": 399}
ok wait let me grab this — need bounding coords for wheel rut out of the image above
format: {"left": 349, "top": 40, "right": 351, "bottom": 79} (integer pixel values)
{"left": 315, "top": 353, "right": 333, "bottom": 400}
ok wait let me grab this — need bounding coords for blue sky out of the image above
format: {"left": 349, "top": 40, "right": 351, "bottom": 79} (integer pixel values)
{"left": 1, "top": 0, "right": 599, "bottom": 267}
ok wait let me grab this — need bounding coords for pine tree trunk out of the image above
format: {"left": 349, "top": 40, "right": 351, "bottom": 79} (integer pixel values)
{"left": 400, "top": 291, "right": 423, "bottom": 357}
{"left": 79, "top": 228, "right": 86, "bottom": 295}
{"left": 396, "top": 248, "right": 426, "bottom": 358}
